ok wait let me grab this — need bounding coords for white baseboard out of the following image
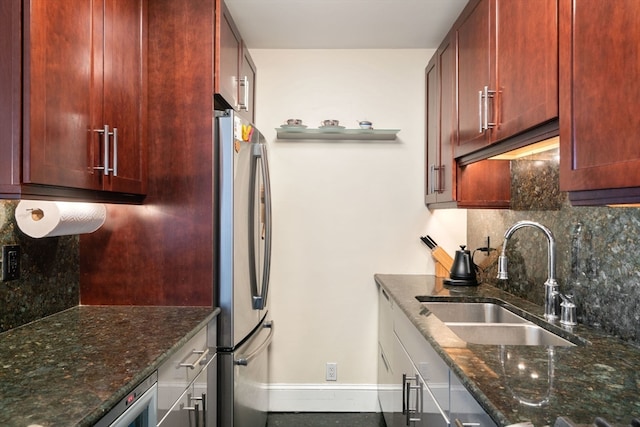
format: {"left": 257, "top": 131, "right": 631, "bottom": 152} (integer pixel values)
{"left": 268, "top": 383, "right": 380, "bottom": 413}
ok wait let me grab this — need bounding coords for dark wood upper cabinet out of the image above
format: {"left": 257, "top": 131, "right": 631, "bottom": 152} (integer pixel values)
{"left": 0, "top": 0, "right": 147, "bottom": 202}
{"left": 495, "top": 0, "right": 558, "bottom": 142}
{"left": 100, "top": 0, "right": 148, "bottom": 195}
{"left": 455, "top": 0, "right": 558, "bottom": 158}
{"left": 424, "top": 47, "right": 455, "bottom": 206}
{"left": 559, "top": 0, "right": 640, "bottom": 205}
{"left": 426, "top": 31, "right": 510, "bottom": 209}
{"left": 240, "top": 42, "right": 258, "bottom": 122}
{"left": 215, "top": 2, "right": 256, "bottom": 122}
{"left": 426, "top": 35, "right": 456, "bottom": 206}
{"left": 215, "top": 2, "right": 242, "bottom": 110}
{"left": 81, "top": 0, "right": 217, "bottom": 306}
{"left": 456, "top": 0, "right": 493, "bottom": 154}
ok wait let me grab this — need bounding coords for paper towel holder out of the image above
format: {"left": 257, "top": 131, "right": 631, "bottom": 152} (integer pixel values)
{"left": 25, "top": 208, "right": 45, "bottom": 221}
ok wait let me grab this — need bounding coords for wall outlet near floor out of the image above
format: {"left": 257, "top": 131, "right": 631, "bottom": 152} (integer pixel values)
{"left": 325, "top": 362, "right": 337, "bottom": 381}
{"left": 2, "top": 245, "right": 20, "bottom": 282}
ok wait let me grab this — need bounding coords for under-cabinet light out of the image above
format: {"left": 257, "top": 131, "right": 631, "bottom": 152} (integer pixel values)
{"left": 489, "top": 136, "right": 559, "bottom": 160}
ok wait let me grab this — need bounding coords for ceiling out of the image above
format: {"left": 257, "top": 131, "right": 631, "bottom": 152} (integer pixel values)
{"left": 224, "top": 0, "right": 469, "bottom": 49}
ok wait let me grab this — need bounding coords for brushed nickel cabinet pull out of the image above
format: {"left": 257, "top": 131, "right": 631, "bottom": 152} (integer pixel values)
{"left": 483, "top": 86, "right": 497, "bottom": 131}
{"left": 111, "top": 127, "right": 118, "bottom": 176}
{"left": 179, "top": 348, "right": 209, "bottom": 369}
{"left": 238, "top": 76, "right": 249, "bottom": 111}
{"left": 93, "top": 125, "right": 109, "bottom": 175}
{"left": 478, "top": 89, "right": 484, "bottom": 133}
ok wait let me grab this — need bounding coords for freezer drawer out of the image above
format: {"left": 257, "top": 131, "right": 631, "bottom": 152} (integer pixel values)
{"left": 218, "top": 319, "right": 273, "bottom": 427}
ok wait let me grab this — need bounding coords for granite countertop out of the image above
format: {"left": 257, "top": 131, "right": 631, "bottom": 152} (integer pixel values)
{"left": 375, "top": 274, "right": 640, "bottom": 427}
{"left": 0, "top": 305, "right": 219, "bottom": 427}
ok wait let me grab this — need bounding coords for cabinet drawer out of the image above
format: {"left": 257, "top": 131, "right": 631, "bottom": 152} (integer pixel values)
{"left": 158, "top": 326, "right": 209, "bottom": 407}
{"left": 158, "top": 355, "right": 214, "bottom": 427}
{"left": 393, "top": 308, "right": 450, "bottom": 409}
{"left": 378, "top": 284, "right": 395, "bottom": 366}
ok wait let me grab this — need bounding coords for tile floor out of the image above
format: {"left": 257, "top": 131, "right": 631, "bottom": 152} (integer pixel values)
{"left": 266, "top": 412, "right": 386, "bottom": 427}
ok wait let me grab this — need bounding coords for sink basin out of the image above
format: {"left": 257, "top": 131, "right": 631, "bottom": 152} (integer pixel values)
{"left": 422, "top": 302, "right": 529, "bottom": 324}
{"left": 445, "top": 323, "right": 575, "bottom": 346}
{"left": 420, "top": 301, "right": 578, "bottom": 347}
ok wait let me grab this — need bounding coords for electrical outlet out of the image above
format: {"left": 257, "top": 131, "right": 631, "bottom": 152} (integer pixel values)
{"left": 326, "top": 362, "right": 337, "bottom": 381}
{"left": 2, "top": 245, "right": 20, "bottom": 281}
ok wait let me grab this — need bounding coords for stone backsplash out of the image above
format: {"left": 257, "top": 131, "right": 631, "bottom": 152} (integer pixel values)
{"left": 468, "top": 158, "right": 640, "bottom": 345}
{"left": 0, "top": 201, "right": 78, "bottom": 332}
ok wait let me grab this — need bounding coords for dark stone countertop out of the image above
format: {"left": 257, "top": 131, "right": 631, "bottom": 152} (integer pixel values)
{"left": 375, "top": 274, "right": 640, "bottom": 427}
{"left": 0, "top": 305, "right": 219, "bottom": 427}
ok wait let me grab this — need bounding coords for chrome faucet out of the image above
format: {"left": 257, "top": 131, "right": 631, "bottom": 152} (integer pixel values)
{"left": 497, "top": 220, "right": 560, "bottom": 321}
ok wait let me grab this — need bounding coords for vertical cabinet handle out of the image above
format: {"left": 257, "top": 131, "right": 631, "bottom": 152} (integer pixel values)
{"left": 478, "top": 89, "right": 484, "bottom": 133}
{"left": 402, "top": 374, "right": 408, "bottom": 417}
{"left": 479, "top": 86, "right": 497, "bottom": 133}
{"left": 190, "top": 393, "right": 206, "bottom": 427}
{"left": 402, "top": 374, "right": 422, "bottom": 426}
{"left": 111, "top": 127, "right": 118, "bottom": 176}
{"left": 92, "top": 125, "right": 119, "bottom": 177}
{"left": 429, "top": 164, "right": 445, "bottom": 195}
{"left": 182, "top": 393, "right": 203, "bottom": 427}
{"left": 93, "top": 125, "right": 109, "bottom": 175}
{"left": 436, "top": 165, "right": 444, "bottom": 193}
{"left": 429, "top": 164, "right": 436, "bottom": 194}
{"left": 238, "top": 76, "right": 249, "bottom": 111}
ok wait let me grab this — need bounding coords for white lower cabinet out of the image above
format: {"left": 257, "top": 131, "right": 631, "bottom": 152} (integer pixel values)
{"left": 377, "top": 284, "right": 496, "bottom": 427}
{"left": 449, "top": 373, "right": 497, "bottom": 427}
{"left": 158, "top": 317, "right": 217, "bottom": 427}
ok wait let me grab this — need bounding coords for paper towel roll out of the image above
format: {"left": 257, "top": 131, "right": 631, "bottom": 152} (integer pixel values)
{"left": 15, "top": 200, "right": 107, "bottom": 238}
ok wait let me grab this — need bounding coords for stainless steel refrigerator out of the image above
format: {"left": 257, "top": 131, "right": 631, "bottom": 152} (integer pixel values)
{"left": 216, "top": 109, "right": 274, "bottom": 427}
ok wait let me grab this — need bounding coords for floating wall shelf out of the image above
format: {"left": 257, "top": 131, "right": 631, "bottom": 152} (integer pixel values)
{"left": 276, "top": 128, "right": 400, "bottom": 141}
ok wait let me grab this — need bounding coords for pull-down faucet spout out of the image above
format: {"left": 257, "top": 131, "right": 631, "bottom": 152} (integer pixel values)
{"left": 497, "top": 220, "right": 560, "bottom": 321}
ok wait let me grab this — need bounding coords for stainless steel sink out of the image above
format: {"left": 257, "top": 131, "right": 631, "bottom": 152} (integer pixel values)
{"left": 445, "top": 323, "right": 575, "bottom": 346}
{"left": 421, "top": 301, "right": 577, "bottom": 347}
{"left": 422, "top": 302, "right": 529, "bottom": 324}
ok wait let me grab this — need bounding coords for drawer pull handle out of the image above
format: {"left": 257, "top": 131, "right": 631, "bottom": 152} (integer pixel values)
{"left": 180, "top": 348, "right": 209, "bottom": 369}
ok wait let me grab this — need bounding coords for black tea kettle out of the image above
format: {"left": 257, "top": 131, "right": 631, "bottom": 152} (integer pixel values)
{"left": 444, "top": 245, "right": 478, "bottom": 286}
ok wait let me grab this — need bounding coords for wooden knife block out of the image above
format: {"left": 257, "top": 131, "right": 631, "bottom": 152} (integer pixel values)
{"left": 431, "top": 247, "right": 454, "bottom": 278}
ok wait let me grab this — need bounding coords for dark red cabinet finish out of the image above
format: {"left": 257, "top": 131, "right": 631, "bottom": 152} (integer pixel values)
{"left": 81, "top": 0, "right": 218, "bottom": 305}
{"left": 0, "top": 0, "right": 147, "bottom": 201}
{"left": 425, "top": 38, "right": 456, "bottom": 206}
{"left": 215, "top": 2, "right": 257, "bottom": 122}
{"left": 559, "top": 0, "right": 640, "bottom": 205}
{"left": 455, "top": 0, "right": 558, "bottom": 158}
{"left": 426, "top": 31, "right": 510, "bottom": 209}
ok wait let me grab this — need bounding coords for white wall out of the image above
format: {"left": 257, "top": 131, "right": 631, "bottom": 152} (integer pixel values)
{"left": 251, "top": 49, "right": 467, "bottom": 411}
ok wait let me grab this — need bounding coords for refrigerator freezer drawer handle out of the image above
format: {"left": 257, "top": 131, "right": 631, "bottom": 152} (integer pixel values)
{"left": 234, "top": 321, "right": 275, "bottom": 367}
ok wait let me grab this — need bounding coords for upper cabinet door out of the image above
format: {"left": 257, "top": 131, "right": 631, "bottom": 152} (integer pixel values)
{"left": 494, "top": 0, "right": 558, "bottom": 142}
{"left": 102, "top": 0, "right": 148, "bottom": 195}
{"left": 24, "top": 0, "right": 98, "bottom": 190}
{"left": 239, "top": 43, "right": 257, "bottom": 122}
{"left": 456, "top": 0, "right": 493, "bottom": 154}
{"left": 559, "top": 0, "right": 640, "bottom": 201}
{"left": 215, "top": 2, "right": 257, "bottom": 120}
{"left": 216, "top": 2, "right": 242, "bottom": 110}
{"left": 455, "top": 0, "right": 559, "bottom": 159}
{"left": 19, "top": 0, "right": 147, "bottom": 200}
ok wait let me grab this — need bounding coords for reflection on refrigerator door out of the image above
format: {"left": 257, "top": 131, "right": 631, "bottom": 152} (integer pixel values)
{"left": 219, "top": 318, "right": 274, "bottom": 427}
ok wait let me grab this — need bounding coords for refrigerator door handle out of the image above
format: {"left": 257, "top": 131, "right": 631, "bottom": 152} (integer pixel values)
{"left": 234, "top": 321, "right": 274, "bottom": 366}
{"left": 249, "top": 143, "right": 272, "bottom": 310}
